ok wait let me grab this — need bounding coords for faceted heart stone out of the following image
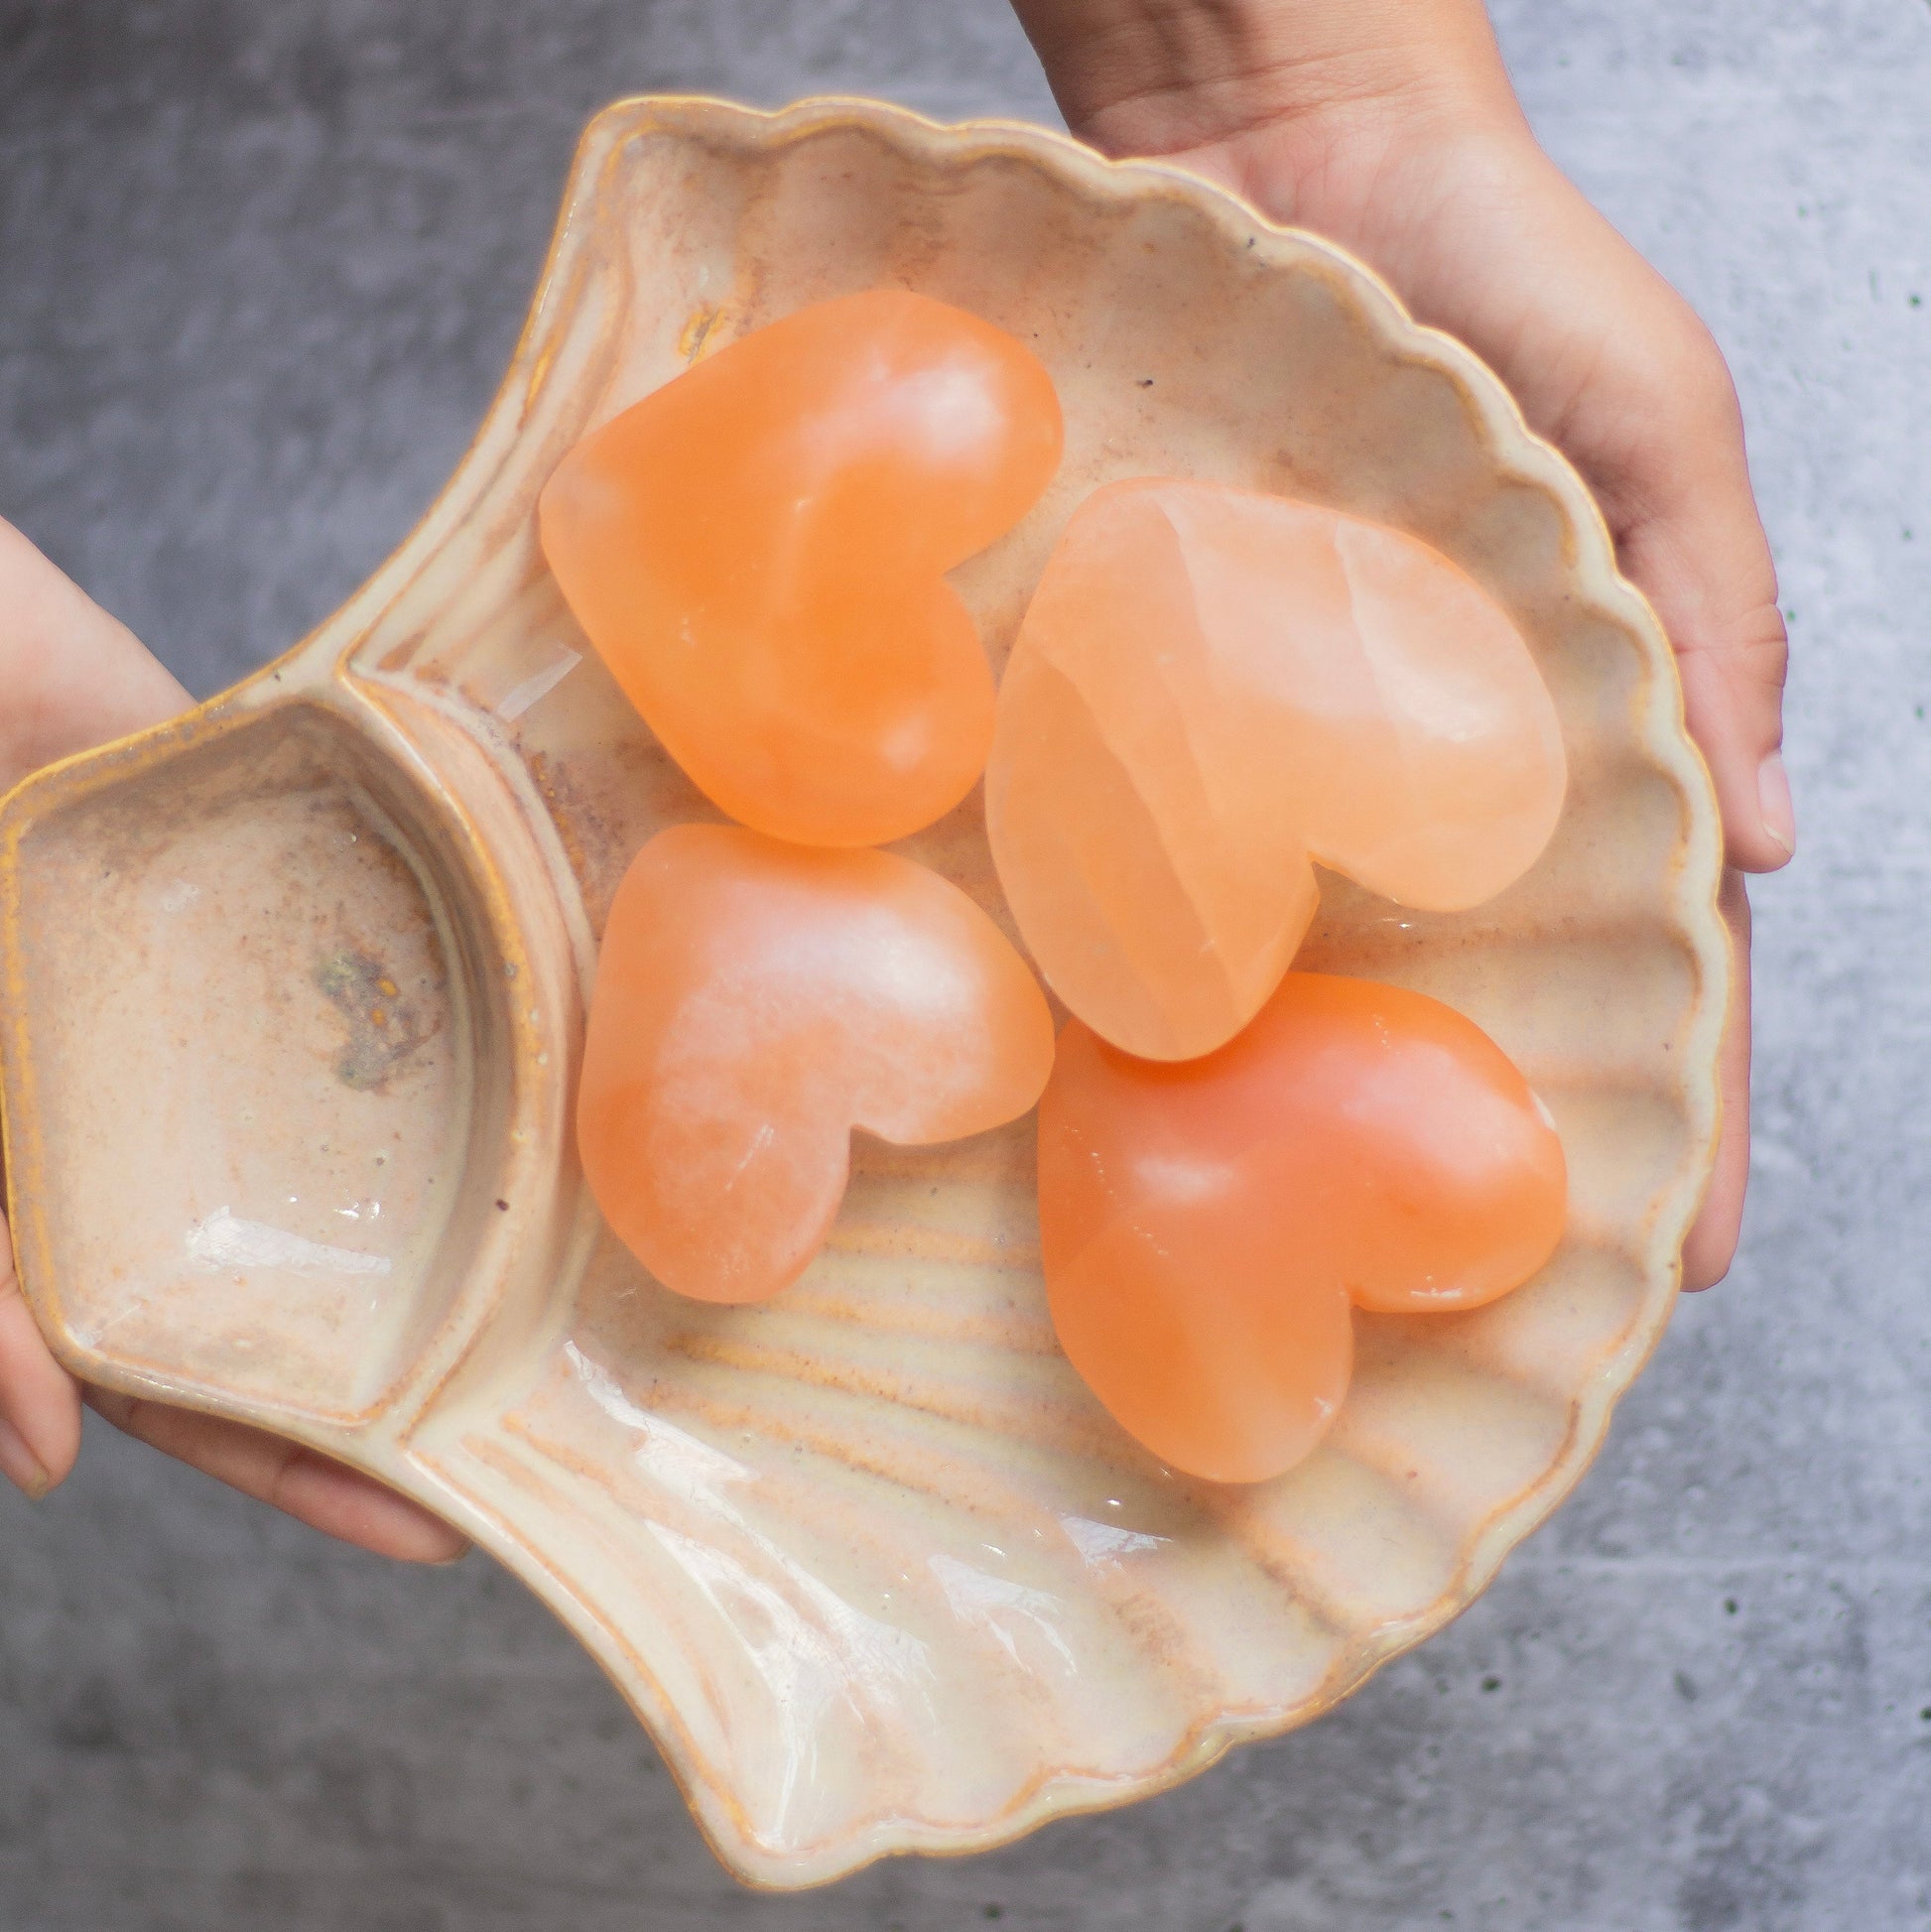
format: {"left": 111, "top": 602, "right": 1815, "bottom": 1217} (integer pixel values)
{"left": 540, "top": 290, "right": 1063, "bottom": 847}
{"left": 579, "top": 824, "right": 1056, "bottom": 1304}
{"left": 986, "top": 479, "right": 1568, "bottom": 1061}
{"left": 1038, "top": 973, "right": 1569, "bottom": 1483}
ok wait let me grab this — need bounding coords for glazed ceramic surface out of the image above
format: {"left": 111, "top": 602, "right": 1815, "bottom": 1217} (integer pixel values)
{"left": 0, "top": 97, "right": 1727, "bottom": 1888}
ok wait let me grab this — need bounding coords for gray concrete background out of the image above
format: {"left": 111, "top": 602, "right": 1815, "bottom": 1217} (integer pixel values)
{"left": 0, "top": 2, "right": 1925, "bottom": 1926}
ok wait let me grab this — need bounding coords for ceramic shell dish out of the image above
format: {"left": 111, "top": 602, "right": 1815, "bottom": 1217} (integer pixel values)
{"left": 0, "top": 98, "right": 1728, "bottom": 1887}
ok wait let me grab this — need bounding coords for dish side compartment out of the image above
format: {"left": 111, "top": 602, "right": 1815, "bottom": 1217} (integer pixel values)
{"left": 0, "top": 692, "right": 552, "bottom": 1433}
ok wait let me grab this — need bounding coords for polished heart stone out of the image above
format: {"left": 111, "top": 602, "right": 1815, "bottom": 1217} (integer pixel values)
{"left": 986, "top": 479, "right": 1568, "bottom": 1062}
{"left": 1038, "top": 973, "right": 1569, "bottom": 1483}
{"left": 540, "top": 290, "right": 1063, "bottom": 847}
{"left": 579, "top": 824, "right": 1056, "bottom": 1304}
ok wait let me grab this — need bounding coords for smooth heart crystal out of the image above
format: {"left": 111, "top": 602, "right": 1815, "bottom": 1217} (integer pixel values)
{"left": 986, "top": 479, "right": 1568, "bottom": 1062}
{"left": 1038, "top": 972, "right": 1568, "bottom": 1483}
{"left": 579, "top": 824, "right": 1056, "bottom": 1304}
{"left": 539, "top": 290, "right": 1063, "bottom": 847}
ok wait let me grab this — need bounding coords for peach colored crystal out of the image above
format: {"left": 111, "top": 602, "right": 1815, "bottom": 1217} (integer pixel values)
{"left": 1038, "top": 973, "right": 1568, "bottom": 1483}
{"left": 539, "top": 290, "right": 1063, "bottom": 847}
{"left": 986, "top": 479, "right": 1568, "bottom": 1062}
{"left": 579, "top": 824, "right": 1056, "bottom": 1305}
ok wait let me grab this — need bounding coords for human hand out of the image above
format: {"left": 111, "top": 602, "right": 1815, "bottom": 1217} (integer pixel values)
{"left": 0, "top": 517, "right": 466, "bottom": 1554}
{"left": 1011, "top": 0, "right": 1792, "bottom": 1287}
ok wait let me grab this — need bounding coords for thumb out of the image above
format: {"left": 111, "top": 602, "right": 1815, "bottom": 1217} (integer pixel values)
{"left": 1597, "top": 361, "right": 1794, "bottom": 875}
{"left": 0, "top": 518, "right": 191, "bottom": 791}
{"left": 0, "top": 527, "right": 188, "bottom": 1491}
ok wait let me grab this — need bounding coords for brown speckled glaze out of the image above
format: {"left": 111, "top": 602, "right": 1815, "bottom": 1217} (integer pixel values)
{"left": 0, "top": 97, "right": 1727, "bottom": 1888}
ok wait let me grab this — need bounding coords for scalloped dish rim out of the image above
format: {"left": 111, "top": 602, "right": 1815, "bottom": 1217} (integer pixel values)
{"left": 0, "top": 94, "right": 1729, "bottom": 1888}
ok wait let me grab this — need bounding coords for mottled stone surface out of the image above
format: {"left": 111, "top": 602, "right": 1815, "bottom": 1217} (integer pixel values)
{"left": 0, "top": 2, "right": 1925, "bottom": 1927}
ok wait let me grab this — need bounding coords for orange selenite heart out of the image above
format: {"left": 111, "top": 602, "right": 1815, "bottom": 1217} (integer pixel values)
{"left": 579, "top": 824, "right": 1056, "bottom": 1305}
{"left": 539, "top": 290, "right": 1064, "bottom": 847}
{"left": 986, "top": 479, "right": 1568, "bottom": 1061}
{"left": 1038, "top": 973, "right": 1568, "bottom": 1483}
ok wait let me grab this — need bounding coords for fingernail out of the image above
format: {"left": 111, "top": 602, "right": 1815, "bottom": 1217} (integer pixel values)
{"left": 0, "top": 1416, "right": 51, "bottom": 1499}
{"left": 1757, "top": 750, "right": 1796, "bottom": 858}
